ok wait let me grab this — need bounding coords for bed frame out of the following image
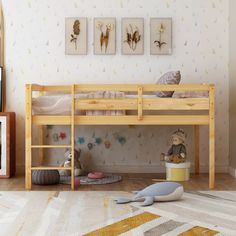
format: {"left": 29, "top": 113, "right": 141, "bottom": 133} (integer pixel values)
{"left": 25, "top": 84, "right": 215, "bottom": 190}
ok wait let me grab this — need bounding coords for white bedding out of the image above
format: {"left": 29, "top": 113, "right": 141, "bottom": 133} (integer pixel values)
{"left": 32, "top": 92, "right": 208, "bottom": 115}
{"left": 32, "top": 94, "right": 159, "bottom": 115}
{"left": 32, "top": 94, "right": 87, "bottom": 115}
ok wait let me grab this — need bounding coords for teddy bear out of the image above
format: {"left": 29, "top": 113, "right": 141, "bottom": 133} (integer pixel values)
{"left": 59, "top": 148, "right": 85, "bottom": 176}
{"left": 160, "top": 129, "right": 187, "bottom": 164}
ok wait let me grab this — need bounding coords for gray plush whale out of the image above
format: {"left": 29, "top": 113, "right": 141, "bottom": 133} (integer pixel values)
{"left": 115, "top": 182, "right": 184, "bottom": 206}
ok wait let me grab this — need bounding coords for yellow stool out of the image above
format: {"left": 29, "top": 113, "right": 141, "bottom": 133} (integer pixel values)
{"left": 166, "top": 162, "right": 190, "bottom": 181}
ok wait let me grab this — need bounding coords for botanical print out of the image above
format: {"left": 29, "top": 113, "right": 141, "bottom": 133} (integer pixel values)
{"left": 122, "top": 18, "right": 144, "bottom": 55}
{"left": 65, "top": 17, "right": 87, "bottom": 55}
{"left": 70, "top": 20, "right": 80, "bottom": 50}
{"left": 124, "top": 24, "right": 141, "bottom": 51}
{"left": 150, "top": 18, "right": 172, "bottom": 55}
{"left": 94, "top": 18, "right": 116, "bottom": 55}
{"left": 154, "top": 23, "right": 166, "bottom": 49}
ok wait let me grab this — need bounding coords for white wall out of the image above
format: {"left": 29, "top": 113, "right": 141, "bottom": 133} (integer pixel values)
{"left": 3, "top": 0, "right": 229, "bottom": 173}
{"left": 229, "top": 0, "right": 236, "bottom": 176}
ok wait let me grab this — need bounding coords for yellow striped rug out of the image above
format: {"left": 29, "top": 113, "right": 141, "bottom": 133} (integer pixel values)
{"left": 84, "top": 211, "right": 219, "bottom": 236}
{"left": 0, "top": 191, "right": 235, "bottom": 235}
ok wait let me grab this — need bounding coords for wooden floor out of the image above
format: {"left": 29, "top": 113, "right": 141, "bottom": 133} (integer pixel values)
{"left": 1, "top": 173, "right": 236, "bottom": 191}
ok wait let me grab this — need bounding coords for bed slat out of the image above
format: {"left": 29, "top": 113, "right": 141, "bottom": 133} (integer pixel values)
{"left": 76, "top": 98, "right": 209, "bottom": 110}
{"left": 77, "top": 99, "right": 137, "bottom": 110}
{"left": 32, "top": 115, "right": 209, "bottom": 125}
{"left": 143, "top": 98, "right": 209, "bottom": 110}
{"left": 31, "top": 84, "right": 211, "bottom": 92}
{"left": 31, "top": 167, "right": 71, "bottom": 170}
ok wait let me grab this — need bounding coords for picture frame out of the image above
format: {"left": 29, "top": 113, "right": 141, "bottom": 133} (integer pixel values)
{"left": 121, "top": 18, "right": 144, "bottom": 55}
{"left": 94, "top": 18, "right": 116, "bottom": 55}
{"left": 65, "top": 17, "right": 87, "bottom": 55}
{"left": 0, "top": 112, "right": 15, "bottom": 178}
{"left": 150, "top": 18, "right": 172, "bottom": 55}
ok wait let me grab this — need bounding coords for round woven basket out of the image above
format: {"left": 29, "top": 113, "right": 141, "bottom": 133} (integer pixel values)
{"left": 32, "top": 170, "right": 60, "bottom": 185}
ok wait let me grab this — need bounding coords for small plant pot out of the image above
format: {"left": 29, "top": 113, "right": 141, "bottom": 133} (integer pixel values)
{"left": 165, "top": 162, "right": 190, "bottom": 181}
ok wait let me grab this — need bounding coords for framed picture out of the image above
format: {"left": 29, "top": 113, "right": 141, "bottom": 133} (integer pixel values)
{"left": 94, "top": 18, "right": 116, "bottom": 55}
{"left": 65, "top": 17, "right": 87, "bottom": 55}
{"left": 150, "top": 18, "right": 172, "bottom": 55}
{"left": 0, "top": 112, "right": 15, "bottom": 178}
{"left": 122, "top": 18, "right": 144, "bottom": 55}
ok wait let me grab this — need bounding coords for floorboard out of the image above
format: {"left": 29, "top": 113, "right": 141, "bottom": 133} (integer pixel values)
{"left": 0, "top": 173, "right": 236, "bottom": 191}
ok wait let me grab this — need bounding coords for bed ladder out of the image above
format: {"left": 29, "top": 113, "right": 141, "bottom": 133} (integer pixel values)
{"left": 25, "top": 84, "right": 76, "bottom": 190}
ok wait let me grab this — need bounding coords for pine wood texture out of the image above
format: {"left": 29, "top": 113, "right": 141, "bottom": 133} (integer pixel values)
{"left": 31, "top": 167, "right": 71, "bottom": 170}
{"left": 194, "top": 125, "right": 200, "bottom": 175}
{"left": 38, "top": 126, "right": 44, "bottom": 165}
{"left": 31, "top": 84, "right": 211, "bottom": 92}
{"left": 209, "top": 85, "right": 215, "bottom": 189}
{"left": 25, "top": 83, "right": 215, "bottom": 190}
{"left": 77, "top": 98, "right": 209, "bottom": 111}
{"left": 138, "top": 86, "right": 143, "bottom": 120}
{"left": 25, "top": 85, "right": 32, "bottom": 190}
{"left": 31, "top": 145, "right": 71, "bottom": 149}
{"left": 32, "top": 115, "right": 210, "bottom": 125}
{"left": 71, "top": 85, "right": 75, "bottom": 190}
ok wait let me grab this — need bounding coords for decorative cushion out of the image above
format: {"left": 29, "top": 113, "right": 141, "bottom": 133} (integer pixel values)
{"left": 156, "top": 71, "right": 181, "bottom": 97}
{"left": 32, "top": 170, "right": 60, "bottom": 185}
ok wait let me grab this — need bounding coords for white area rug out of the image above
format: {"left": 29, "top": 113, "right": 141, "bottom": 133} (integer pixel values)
{"left": 60, "top": 174, "right": 122, "bottom": 185}
{"left": 0, "top": 191, "right": 236, "bottom": 235}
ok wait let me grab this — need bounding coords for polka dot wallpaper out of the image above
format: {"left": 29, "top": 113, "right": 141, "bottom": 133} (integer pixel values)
{"left": 3, "top": 0, "right": 229, "bottom": 173}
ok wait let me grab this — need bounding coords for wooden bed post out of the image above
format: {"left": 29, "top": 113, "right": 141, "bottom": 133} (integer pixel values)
{"left": 38, "top": 126, "right": 44, "bottom": 165}
{"left": 138, "top": 86, "right": 143, "bottom": 120}
{"left": 209, "top": 84, "right": 215, "bottom": 189}
{"left": 25, "top": 84, "right": 32, "bottom": 190}
{"left": 38, "top": 91, "right": 45, "bottom": 165}
{"left": 71, "top": 85, "right": 75, "bottom": 190}
{"left": 194, "top": 125, "right": 200, "bottom": 175}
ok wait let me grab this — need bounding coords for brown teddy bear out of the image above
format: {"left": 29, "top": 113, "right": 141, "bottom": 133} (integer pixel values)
{"left": 160, "top": 129, "right": 187, "bottom": 164}
{"left": 59, "top": 148, "right": 85, "bottom": 176}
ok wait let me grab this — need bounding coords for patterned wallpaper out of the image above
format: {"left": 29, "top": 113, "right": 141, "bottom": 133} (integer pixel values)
{"left": 3, "top": 0, "right": 229, "bottom": 173}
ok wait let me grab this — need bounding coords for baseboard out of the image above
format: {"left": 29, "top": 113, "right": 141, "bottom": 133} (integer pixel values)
{"left": 16, "top": 164, "right": 229, "bottom": 174}
{"left": 229, "top": 166, "right": 236, "bottom": 178}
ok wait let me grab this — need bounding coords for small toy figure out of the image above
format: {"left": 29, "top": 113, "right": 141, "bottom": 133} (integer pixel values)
{"left": 59, "top": 148, "right": 85, "bottom": 176}
{"left": 160, "top": 129, "right": 187, "bottom": 164}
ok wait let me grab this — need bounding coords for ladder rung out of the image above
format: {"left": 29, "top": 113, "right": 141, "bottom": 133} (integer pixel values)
{"left": 31, "top": 145, "right": 71, "bottom": 149}
{"left": 31, "top": 166, "right": 72, "bottom": 170}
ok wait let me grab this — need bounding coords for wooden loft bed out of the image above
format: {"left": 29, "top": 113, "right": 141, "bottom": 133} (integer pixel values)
{"left": 25, "top": 83, "right": 215, "bottom": 190}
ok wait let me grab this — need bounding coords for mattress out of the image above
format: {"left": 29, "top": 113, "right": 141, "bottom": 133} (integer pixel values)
{"left": 32, "top": 94, "right": 86, "bottom": 115}
{"left": 32, "top": 92, "right": 208, "bottom": 115}
{"left": 32, "top": 94, "right": 161, "bottom": 115}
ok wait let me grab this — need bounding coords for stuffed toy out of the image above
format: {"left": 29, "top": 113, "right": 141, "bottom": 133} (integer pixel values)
{"left": 59, "top": 148, "right": 85, "bottom": 176}
{"left": 115, "top": 182, "right": 184, "bottom": 206}
{"left": 160, "top": 129, "right": 187, "bottom": 164}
